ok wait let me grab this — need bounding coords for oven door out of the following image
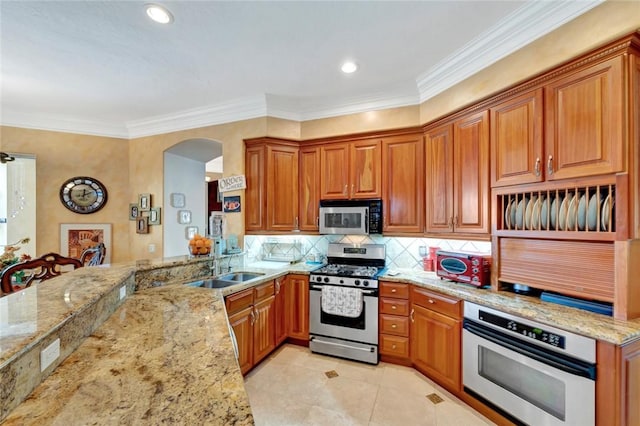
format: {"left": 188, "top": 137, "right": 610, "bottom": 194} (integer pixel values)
{"left": 309, "top": 284, "right": 378, "bottom": 344}
{"left": 319, "top": 206, "right": 368, "bottom": 235}
{"left": 463, "top": 320, "right": 595, "bottom": 425}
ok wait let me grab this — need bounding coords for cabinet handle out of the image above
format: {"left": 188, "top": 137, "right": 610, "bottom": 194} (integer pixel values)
{"left": 428, "top": 299, "right": 435, "bottom": 304}
{"left": 410, "top": 309, "right": 415, "bottom": 323}
{"left": 449, "top": 216, "right": 454, "bottom": 230}
{"left": 454, "top": 215, "right": 459, "bottom": 228}
{"left": 351, "top": 184, "right": 354, "bottom": 195}
{"left": 294, "top": 216, "right": 299, "bottom": 229}
{"left": 391, "top": 305, "right": 397, "bottom": 310}
{"left": 250, "top": 309, "right": 256, "bottom": 325}
{"left": 534, "top": 157, "right": 541, "bottom": 177}
{"left": 316, "top": 216, "right": 319, "bottom": 227}
{"left": 392, "top": 344, "right": 397, "bottom": 350}
{"left": 391, "top": 288, "right": 397, "bottom": 293}
{"left": 275, "top": 280, "right": 280, "bottom": 294}
{"left": 547, "top": 155, "right": 554, "bottom": 175}
{"left": 253, "top": 306, "right": 259, "bottom": 322}
{"left": 344, "top": 184, "right": 348, "bottom": 195}
{"left": 391, "top": 324, "right": 397, "bottom": 329}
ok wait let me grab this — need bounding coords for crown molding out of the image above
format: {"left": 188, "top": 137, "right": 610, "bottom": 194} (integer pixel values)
{"left": 0, "top": 110, "right": 129, "bottom": 138}
{"left": 125, "top": 95, "right": 268, "bottom": 139}
{"left": 416, "top": 0, "right": 603, "bottom": 103}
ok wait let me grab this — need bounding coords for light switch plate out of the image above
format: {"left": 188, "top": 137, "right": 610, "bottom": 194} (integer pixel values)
{"left": 119, "top": 286, "right": 126, "bottom": 300}
{"left": 41, "top": 338, "right": 60, "bottom": 372}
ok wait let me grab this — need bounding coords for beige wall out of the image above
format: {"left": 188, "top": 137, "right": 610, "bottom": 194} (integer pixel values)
{"left": 420, "top": 1, "right": 640, "bottom": 123}
{"left": 0, "top": 126, "right": 130, "bottom": 262}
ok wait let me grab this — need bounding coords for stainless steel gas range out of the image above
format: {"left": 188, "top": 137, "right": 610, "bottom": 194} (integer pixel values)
{"left": 309, "top": 243, "right": 386, "bottom": 364}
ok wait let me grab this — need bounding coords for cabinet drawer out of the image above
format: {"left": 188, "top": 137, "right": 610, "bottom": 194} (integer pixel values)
{"left": 254, "top": 280, "right": 275, "bottom": 302}
{"left": 380, "top": 314, "right": 410, "bottom": 336}
{"left": 380, "top": 334, "right": 409, "bottom": 358}
{"left": 380, "top": 297, "right": 410, "bottom": 316}
{"left": 411, "top": 286, "right": 462, "bottom": 319}
{"left": 225, "top": 288, "right": 254, "bottom": 315}
{"left": 379, "top": 282, "right": 409, "bottom": 299}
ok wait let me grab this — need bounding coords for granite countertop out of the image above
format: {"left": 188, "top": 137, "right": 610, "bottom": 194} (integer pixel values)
{"left": 378, "top": 269, "right": 640, "bottom": 346}
{"left": 3, "top": 285, "right": 253, "bottom": 425}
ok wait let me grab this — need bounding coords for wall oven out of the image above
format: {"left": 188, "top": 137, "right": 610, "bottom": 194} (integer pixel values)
{"left": 463, "top": 302, "right": 596, "bottom": 426}
{"left": 318, "top": 199, "right": 382, "bottom": 235}
{"left": 309, "top": 243, "right": 385, "bottom": 364}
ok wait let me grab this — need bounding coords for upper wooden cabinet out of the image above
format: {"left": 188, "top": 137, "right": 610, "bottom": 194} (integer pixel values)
{"left": 382, "top": 134, "right": 424, "bottom": 234}
{"left": 320, "top": 139, "right": 382, "bottom": 200}
{"left": 490, "top": 89, "right": 544, "bottom": 187}
{"left": 245, "top": 138, "right": 300, "bottom": 233}
{"left": 299, "top": 145, "right": 321, "bottom": 232}
{"left": 425, "top": 111, "right": 489, "bottom": 235}
{"left": 545, "top": 56, "right": 624, "bottom": 181}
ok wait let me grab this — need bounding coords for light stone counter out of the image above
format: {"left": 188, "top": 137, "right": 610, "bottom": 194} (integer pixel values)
{"left": 2, "top": 285, "right": 252, "bottom": 425}
{"left": 379, "top": 270, "right": 640, "bottom": 345}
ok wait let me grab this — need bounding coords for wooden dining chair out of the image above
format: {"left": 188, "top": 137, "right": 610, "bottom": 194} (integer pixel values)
{"left": 0, "top": 252, "right": 83, "bottom": 294}
{"left": 80, "top": 243, "right": 106, "bottom": 266}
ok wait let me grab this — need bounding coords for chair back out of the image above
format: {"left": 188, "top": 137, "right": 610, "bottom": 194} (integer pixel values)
{"left": 0, "top": 253, "right": 83, "bottom": 294}
{"left": 80, "top": 243, "right": 106, "bottom": 266}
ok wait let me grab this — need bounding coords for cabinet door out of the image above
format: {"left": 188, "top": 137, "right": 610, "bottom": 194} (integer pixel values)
{"left": 425, "top": 124, "right": 454, "bottom": 233}
{"left": 382, "top": 134, "right": 424, "bottom": 233}
{"left": 350, "top": 139, "right": 382, "bottom": 199}
{"left": 229, "top": 306, "right": 254, "bottom": 375}
{"left": 320, "top": 143, "right": 350, "bottom": 199}
{"left": 453, "top": 110, "right": 489, "bottom": 234}
{"left": 245, "top": 145, "right": 265, "bottom": 231}
{"left": 274, "top": 277, "right": 287, "bottom": 346}
{"left": 490, "top": 89, "right": 544, "bottom": 187}
{"left": 267, "top": 145, "right": 299, "bottom": 231}
{"left": 545, "top": 56, "right": 624, "bottom": 180}
{"left": 253, "top": 295, "right": 276, "bottom": 365}
{"left": 410, "top": 303, "right": 461, "bottom": 393}
{"left": 299, "top": 146, "right": 321, "bottom": 231}
{"left": 286, "top": 275, "right": 309, "bottom": 340}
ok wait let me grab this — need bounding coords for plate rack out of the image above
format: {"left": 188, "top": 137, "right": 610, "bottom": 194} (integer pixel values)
{"left": 498, "top": 183, "right": 615, "bottom": 235}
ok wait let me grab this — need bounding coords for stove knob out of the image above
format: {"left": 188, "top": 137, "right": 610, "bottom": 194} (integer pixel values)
{"left": 323, "top": 277, "right": 330, "bottom": 283}
{"left": 339, "top": 279, "right": 344, "bottom": 284}
{"left": 316, "top": 276, "right": 323, "bottom": 283}
{"left": 354, "top": 279, "right": 361, "bottom": 286}
{"left": 363, "top": 280, "right": 369, "bottom": 287}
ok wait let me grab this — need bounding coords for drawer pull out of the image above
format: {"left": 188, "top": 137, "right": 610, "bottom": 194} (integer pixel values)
{"left": 428, "top": 299, "right": 435, "bottom": 304}
{"left": 392, "top": 344, "right": 397, "bottom": 349}
{"left": 410, "top": 309, "right": 415, "bottom": 323}
{"left": 391, "top": 305, "right": 397, "bottom": 310}
{"left": 391, "top": 288, "right": 397, "bottom": 293}
{"left": 391, "top": 324, "right": 397, "bottom": 329}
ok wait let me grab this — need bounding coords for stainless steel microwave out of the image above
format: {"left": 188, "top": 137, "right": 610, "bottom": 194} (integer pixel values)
{"left": 318, "top": 199, "right": 383, "bottom": 235}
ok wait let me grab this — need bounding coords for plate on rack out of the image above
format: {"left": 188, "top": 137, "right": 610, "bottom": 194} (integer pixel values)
{"left": 510, "top": 198, "right": 518, "bottom": 230}
{"left": 601, "top": 194, "right": 613, "bottom": 231}
{"left": 524, "top": 195, "right": 537, "bottom": 230}
{"left": 558, "top": 193, "right": 574, "bottom": 231}
{"left": 577, "top": 194, "right": 587, "bottom": 231}
{"left": 550, "top": 195, "right": 561, "bottom": 230}
{"left": 515, "top": 197, "right": 528, "bottom": 230}
{"left": 504, "top": 199, "right": 512, "bottom": 229}
{"left": 566, "top": 194, "right": 579, "bottom": 231}
{"left": 531, "top": 195, "right": 544, "bottom": 230}
{"left": 587, "top": 193, "right": 602, "bottom": 231}
{"left": 540, "top": 196, "right": 550, "bottom": 230}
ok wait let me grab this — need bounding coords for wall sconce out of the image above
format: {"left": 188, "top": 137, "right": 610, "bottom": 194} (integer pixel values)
{"left": 0, "top": 152, "right": 15, "bottom": 163}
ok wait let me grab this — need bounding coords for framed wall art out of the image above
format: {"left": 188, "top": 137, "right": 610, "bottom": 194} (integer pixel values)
{"left": 138, "top": 193, "right": 151, "bottom": 211}
{"left": 223, "top": 195, "right": 241, "bottom": 213}
{"left": 129, "top": 203, "right": 139, "bottom": 221}
{"left": 170, "top": 192, "right": 186, "bottom": 208}
{"left": 60, "top": 223, "right": 112, "bottom": 264}
{"left": 185, "top": 226, "right": 198, "bottom": 240}
{"left": 178, "top": 209, "right": 192, "bottom": 224}
{"left": 136, "top": 216, "right": 149, "bottom": 234}
{"left": 149, "top": 207, "right": 161, "bottom": 225}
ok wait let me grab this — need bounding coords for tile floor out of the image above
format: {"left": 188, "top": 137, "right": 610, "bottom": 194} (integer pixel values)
{"left": 244, "top": 344, "right": 496, "bottom": 426}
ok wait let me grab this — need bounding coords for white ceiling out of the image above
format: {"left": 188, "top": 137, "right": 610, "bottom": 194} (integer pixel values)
{"left": 0, "top": 1, "right": 601, "bottom": 139}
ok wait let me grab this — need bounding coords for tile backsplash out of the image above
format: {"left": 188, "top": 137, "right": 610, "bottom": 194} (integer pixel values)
{"left": 244, "top": 234, "right": 491, "bottom": 271}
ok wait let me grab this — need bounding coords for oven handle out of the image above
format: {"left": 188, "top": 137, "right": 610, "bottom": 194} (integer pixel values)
{"left": 463, "top": 319, "right": 596, "bottom": 380}
{"left": 311, "top": 284, "right": 376, "bottom": 295}
{"left": 310, "top": 336, "right": 375, "bottom": 353}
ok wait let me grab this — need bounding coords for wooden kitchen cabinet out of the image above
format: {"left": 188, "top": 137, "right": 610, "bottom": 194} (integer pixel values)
{"left": 298, "top": 146, "right": 321, "bottom": 231}
{"left": 382, "top": 133, "right": 424, "bottom": 234}
{"left": 225, "top": 281, "right": 276, "bottom": 375}
{"left": 286, "top": 274, "right": 309, "bottom": 341}
{"left": 274, "top": 277, "right": 287, "bottom": 346}
{"left": 320, "top": 139, "right": 382, "bottom": 200}
{"left": 490, "top": 89, "right": 544, "bottom": 187}
{"left": 245, "top": 138, "right": 300, "bottom": 233}
{"left": 379, "top": 281, "right": 411, "bottom": 363}
{"left": 410, "top": 286, "right": 462, "bottom": 394}
{"left": 425, "top": 110, "right": 489, "bottom": 235}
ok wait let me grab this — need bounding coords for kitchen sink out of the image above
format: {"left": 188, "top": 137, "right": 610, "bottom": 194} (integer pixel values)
{"left": 218, "top": 272, "right": 265, "bottom": 282}
{"left": 185, "top": 279, "right": 238, "bottom": 289}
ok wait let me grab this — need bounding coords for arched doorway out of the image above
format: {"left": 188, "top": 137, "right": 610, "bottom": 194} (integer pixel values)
{"left": 163, "top": 138, "right": 222, "bottom": 258}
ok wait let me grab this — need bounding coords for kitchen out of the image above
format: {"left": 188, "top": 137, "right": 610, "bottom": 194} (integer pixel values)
{"left": 2, "top": 1, "right": 640, "bottom": 425}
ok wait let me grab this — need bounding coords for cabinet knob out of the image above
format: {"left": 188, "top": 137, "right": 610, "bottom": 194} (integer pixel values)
{"left": 428, "top": 299, "right": 435, "bottom": 304}
{"left": 391, "top": 324, "right": 397, "bottom": 329}
{"left": 391, "top": 288, "right": 397, "bottom": 293}
{"left": 547, "top": 155, "right": 554, "bottom": 175}
{"left": 392, "top": 344, "right": 397, "bottom": 350}
{"left": 391, "top": 305, "right": 397, "bottom": 310}
{"left": 534, "top": 157, "right": 541, "bottom": 177}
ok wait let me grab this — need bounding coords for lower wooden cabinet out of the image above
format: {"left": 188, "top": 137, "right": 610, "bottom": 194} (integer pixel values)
{"left": 274, "top": 277, "right": 287, "bottom": 346}
{"left": 228, "top": 305, "right": 254, "bottom": 375}
{"left": 286, "top": 274, "right": 309, "bottom": 341}
{"left": 410, "top": 286, "right": 462, "bottom": 394}
{"left": 379, "top": 281, "right": 411, "bottom": 362}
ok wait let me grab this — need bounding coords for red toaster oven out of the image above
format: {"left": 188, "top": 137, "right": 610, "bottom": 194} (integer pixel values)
{"left": 435, "top": 250, "right": 492, "bottom": 287}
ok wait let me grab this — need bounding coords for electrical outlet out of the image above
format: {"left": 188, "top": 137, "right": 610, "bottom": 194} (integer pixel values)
{"left": 41, "top": 339, "right": 60, "bottom": 372}
{"left": 148, "top": 243, "right": 156, "bottom": 253}
{"left": 119, "top": 286, "right": 126, "bottom": 300}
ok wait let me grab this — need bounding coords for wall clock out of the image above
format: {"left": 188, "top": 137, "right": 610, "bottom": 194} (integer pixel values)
{"left": 59, "top": 176, "right": 108, "bottom": 214}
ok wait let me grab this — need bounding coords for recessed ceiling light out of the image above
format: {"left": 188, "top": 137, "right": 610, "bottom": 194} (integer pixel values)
{"left": 341, "top": 61, "right": 358, "bottom": 74}
{"left": 146, "top": 4, "right": 174, "bottom": 24}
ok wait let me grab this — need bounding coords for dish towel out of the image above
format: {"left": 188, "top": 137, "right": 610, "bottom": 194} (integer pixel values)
{"left": 321, "top": 286, "right": 364, "bottom": 318}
